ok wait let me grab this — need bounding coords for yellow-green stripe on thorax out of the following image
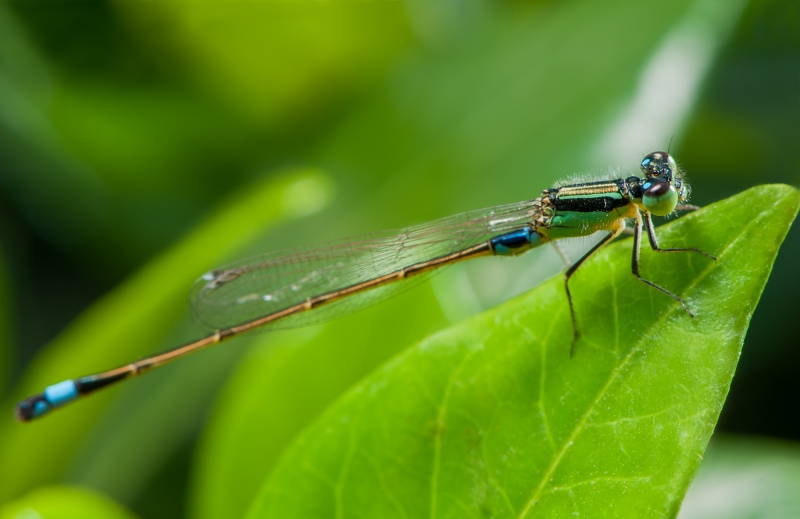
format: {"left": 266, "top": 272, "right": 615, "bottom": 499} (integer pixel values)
{"left": 535, "top": 179, "right": 639, "bottom": 241}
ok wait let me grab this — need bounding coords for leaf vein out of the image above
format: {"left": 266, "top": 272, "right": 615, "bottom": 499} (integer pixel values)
{"left": 517, "top": 220, "right": 735, "bottom": 518}
{"left": 430, "top": 346, "right": 480, "bottom": 519}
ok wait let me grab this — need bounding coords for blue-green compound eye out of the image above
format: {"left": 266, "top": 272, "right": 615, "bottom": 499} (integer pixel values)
{"left": 667, "top": 154, "right": 677, "bottom": 175}
{"left": 643, "top": 182, "right": 679, "bottom": 216}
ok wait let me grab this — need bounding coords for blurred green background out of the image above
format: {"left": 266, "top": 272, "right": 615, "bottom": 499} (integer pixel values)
{"left": 0, "top": 0, "right": 798, "bottom": 517}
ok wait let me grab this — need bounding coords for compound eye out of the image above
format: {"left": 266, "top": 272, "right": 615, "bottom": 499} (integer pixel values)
{"left": 667, "top": 154, "right": 678, "bottom": 175}
{"left": 641, "top": 151, "right": 675, "bottom": 180}
{"left": 643, "top": 181, "right": 679, "bottom": 216}
{"left": 674, "top": 179, "right": 688, "bottom": 202}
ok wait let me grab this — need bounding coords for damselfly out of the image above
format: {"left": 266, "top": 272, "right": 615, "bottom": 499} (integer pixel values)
{"left": 16, "top": 151, "right": 715, "bottom": 422}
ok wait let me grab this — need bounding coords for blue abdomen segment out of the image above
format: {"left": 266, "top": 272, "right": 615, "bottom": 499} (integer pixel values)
{"left": 45, "top": 380, "right": 79, "bottom": 407}
{"left": 491, "top": 227, "right": 541, "bottom": 256}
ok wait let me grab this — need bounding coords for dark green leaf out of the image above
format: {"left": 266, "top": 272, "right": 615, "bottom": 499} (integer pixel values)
{"left": 247, "top": 185, "right": 799, "bottom": 518}
{"left": 0, "top": 0, "right": 409, "bottom": 272}
{"left": 0, "top": 249, "right": 12, "bottom": 398}
{"left": 0, "top": 169, "right": 333, "bottom": 502}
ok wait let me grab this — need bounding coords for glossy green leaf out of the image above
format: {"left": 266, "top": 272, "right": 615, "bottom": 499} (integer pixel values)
{"left": 0, "top": 486, "right": 138, "bottom": 519}
{"left": 247, "top": 185, "right": 799, "bottom": 518}
{"left": 190, "top": 0, "right": 748, "bottom": 517}
{"left": 679, "top": 435, "right": 800, "bottom": 519}
{"left": 0, "top": 169, "right": 333, "bottom": 502}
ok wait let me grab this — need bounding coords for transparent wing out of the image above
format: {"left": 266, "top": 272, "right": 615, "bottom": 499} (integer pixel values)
{"left": 190, "top": 199, "right": 542, "bottom": 330}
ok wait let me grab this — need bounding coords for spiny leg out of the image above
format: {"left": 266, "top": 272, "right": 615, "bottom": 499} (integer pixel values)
{"left": 631, "top": 211, "right": 695, "bottom": 317}
{"left": 644, "top": 212, "right": 716, "bottom": 260}
{"left": 564, "top": 227, "right": 623, "bottom": 357}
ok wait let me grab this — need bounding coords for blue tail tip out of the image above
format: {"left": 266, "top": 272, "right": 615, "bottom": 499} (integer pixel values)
{"left": 15, "top": 380, "right": 79, "bottom": 422}
{"left": 15, "top": 394, "right": 50, "bottom": 422}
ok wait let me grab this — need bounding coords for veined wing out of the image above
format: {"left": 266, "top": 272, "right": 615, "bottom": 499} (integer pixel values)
{"left": 190, "top": 198, "right": 542, "bottom": 330}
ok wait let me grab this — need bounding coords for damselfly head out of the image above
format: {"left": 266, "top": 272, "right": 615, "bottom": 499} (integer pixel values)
{"left": 640, "top": 151, "right": 685, "bottom": 216}
{"left": 640, "top": 151, "right": 677, "bottom": 181}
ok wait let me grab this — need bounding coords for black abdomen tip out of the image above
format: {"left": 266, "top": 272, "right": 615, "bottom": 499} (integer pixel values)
{"left": 14, "top": 393, "right": 49, "bottom": 422}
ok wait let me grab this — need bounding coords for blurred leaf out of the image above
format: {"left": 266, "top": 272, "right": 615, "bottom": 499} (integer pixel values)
{"left": 0, "top": 486, "right": 138, "bottom": 519}
{"left": 0, "top": 248, "right": 12, "bottom": 397}
{"left": 246, "top": 185, "right": 799, "bottom": 518}
{"left": 0, "top": 168, "right": 334, "bottom": 502}
{"left": 679, "top": 435, "right": 800, "bottom": 519}
{"left": 0, "top": 2, "right": 235, "bottom": 271}
{"left": 4, "top": 0, "right": 398, "bottom": 274}
{"left": 683, "top": 0, "right": 800, "bottom": 192}
{"left": 678, "top": 0, "right": 800, "bottom": 443}
{"left": 190, "top": 0, "right": 748, "bottom": 517}
{"left": 115, "top": 0, "right": 413, "bottom": 127}
{"left": 0, "top": 72, "right": 265, "bottom": 275}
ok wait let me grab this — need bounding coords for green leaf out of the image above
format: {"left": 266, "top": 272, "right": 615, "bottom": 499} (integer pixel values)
{"left": 246, "top": 185, "right": 799, "bottom": 518}
{"left": 0, "top": 169, "right": 333, "bottom": 502}
{"left": 0, "top": 486, "right": 138, "bottom": 519}
{"left": 679, "top": 435, "right": 800, "bottom": 518}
